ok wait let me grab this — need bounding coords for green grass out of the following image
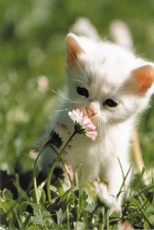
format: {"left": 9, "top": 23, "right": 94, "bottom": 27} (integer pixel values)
{"left": 1, "top": 0, "right": 154, "bottom": 229}
{"left": 1, "top": 138, "right": 154, "bottom": 229}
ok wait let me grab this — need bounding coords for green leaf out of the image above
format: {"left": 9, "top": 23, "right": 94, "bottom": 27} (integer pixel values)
{"left": 149, "top": 215, "right": 154, "bottom": 225}
{"left": 73, "top": 221, "right": 85, "bottom": 230}
{"left": 32, "top": 204, "right": 54, "bottom": 227}
{"left": 0, "top": 189, "right": 13, "bottom": 202}
{"left": 27, "top": 225, "right": 41, "bottom": 230}
{"left": 30, "top": 186, "right": 46, "bottom": 204}
{"left": 56, "top": 208, "right": 67, "bottom": 225}
{"left": 0, "top": 194, "right": 19, "bottom": 220}
{"left": 20, "top": 212, "right": 32, "bottom": 228}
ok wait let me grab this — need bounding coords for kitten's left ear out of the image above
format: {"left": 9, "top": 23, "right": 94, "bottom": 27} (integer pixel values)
{"left": 66, "top": 33, "right": 84, "bottom": 67}
{"left": 131, "top": 65, "right": 154, "bottom": 94}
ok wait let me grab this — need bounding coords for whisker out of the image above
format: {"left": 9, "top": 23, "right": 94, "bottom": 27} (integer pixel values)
{"left": 51, "top": 90, "right": 70, "bottom": 101}
{"left": 54, "top": 108, "right": 69, "bottom": 113}
{"left": 71, "top": 78, "right": 85, "bottom": 84}
{"left": 51, "top": 89, "right": 78, "bottom": 104}
{"left": 70, "top": 69, "right": 87, "bottom": 84}
{"left": 98, "top": 118, "right": 113, "bottom": 137}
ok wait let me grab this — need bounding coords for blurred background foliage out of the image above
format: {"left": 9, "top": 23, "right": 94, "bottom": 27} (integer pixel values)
{"left": 0, "top": 0, "right": 154, "bottom": 174}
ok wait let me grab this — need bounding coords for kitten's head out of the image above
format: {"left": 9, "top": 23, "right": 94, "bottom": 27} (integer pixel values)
{"left": 66, "top": 33, "right": 154, "bottom": 127}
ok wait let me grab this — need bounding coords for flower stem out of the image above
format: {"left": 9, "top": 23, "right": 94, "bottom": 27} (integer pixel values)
{"left": 33, "top": 147, "right": 45, "bottom": 204}
{"left": 51, "top": 145, "right": 73, "bottom": 187}
{"left": 47, "top": 131, "right": 76, "bottom": 201}
{"left": 33, "top": 177, "right": 39, "bottom": 204}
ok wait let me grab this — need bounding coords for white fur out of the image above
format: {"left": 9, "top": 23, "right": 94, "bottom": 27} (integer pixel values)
{"left": 41, "top": 33, "right": 154, "bottom": 202}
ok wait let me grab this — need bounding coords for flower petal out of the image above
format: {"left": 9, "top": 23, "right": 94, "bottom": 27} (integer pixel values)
{"left": 68, "top": 109, "right": 97, "bottom": 141}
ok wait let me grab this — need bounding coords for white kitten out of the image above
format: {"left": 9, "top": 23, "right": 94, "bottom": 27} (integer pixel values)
{"left": 41, "top": 33, "right": 154, "bottom": 202}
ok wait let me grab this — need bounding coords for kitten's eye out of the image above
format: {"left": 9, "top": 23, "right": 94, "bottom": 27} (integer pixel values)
{"left": 77, "top": 86, "right": 89, "bottom": 98}
{"left": 104, "top": 99, "right": 118, "bottom": 107}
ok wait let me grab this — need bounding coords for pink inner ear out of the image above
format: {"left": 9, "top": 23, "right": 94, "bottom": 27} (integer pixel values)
{"left": 67, "top": 45, "right": 78, "bottom": 67}
{"left": 132, "top": 65, "right": 154, "bottom": 93}
{"left": 66, "top": 34, "right": 84, "bottom": 67}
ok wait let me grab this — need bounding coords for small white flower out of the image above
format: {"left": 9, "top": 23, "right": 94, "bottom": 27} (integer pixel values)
{"left": 68, "top": 109, "right": 97, "bottom": 141}
{"left": 94, "top": 181, "right": 121, "bottom": 212}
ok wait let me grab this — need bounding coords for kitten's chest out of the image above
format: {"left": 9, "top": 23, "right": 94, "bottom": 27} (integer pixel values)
{"left": 55, "top": 112, "right": 132, "bottom": 171}
{"left": 63, "top": 132, "right": 109, "bottom": 168}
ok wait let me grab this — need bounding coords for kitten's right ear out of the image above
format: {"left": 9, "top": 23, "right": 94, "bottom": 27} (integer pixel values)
{"left": 131, "top": 65, "right": 154, "bottom": 94}
{"left": 66, "top": 33, "right": 84, "bottom": 67}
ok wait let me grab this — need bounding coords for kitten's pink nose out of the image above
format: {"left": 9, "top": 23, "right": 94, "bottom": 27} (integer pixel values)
{"left": 86, "top": 107, "right": 96, "bottom": 118}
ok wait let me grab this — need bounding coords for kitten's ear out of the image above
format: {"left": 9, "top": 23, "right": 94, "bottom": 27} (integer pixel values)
{"left": 131, "top": 65, "right": 154, "bottom": 94}
{"left": 66, "top": 33, "right": 84, "bottom": 67}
